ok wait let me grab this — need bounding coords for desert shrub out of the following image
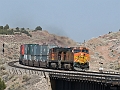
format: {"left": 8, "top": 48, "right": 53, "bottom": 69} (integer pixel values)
{"left": 0, "top": 66, "right": 6, "bottom": 70}
{"left": 0, "top": 78, "right": 6, "bottom": 90}
{"left": 35, "top": 26, "right": 42, "bottom": 30}
{"left": 1, "top": 71, "right": 8, "bottom": 76}
{"left": 4, "top": 24, "right": 9, "bottom": 29}
{"left": 8, "top": 75, "right": 14, "bottom": 81}
{"left": 22, "top": 75, "right": 31, "bottom": 82}
{"left": 12, "top": 77, "right": 18, "bottom": 82}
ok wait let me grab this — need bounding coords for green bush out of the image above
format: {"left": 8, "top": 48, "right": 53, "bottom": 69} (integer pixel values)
{"left": 0, "top": 78, "right": 6, "bottom": 90}
{"left": 4, "top": 24, "right": 9, "bottom": 30}
{"left": 22, "top": 75, "right": 31, "bottom": 82}
{"left": 0, "top": 26, "right": 3, "bottom": 29}
{"left": 0, "top": 25, "right": 33, "bottom": 37}
{"left": 0, "top": 29, "right": 14, "bottom": 35}
{"left": 35, "top": 26, "right": 42, "bottom": 30}
{"left": 0, "top": 66, "right": 6, "bottom": 70}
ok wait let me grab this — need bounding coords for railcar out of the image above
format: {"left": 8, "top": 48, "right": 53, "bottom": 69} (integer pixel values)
{"left": 48, "top": 47, "right": 90, "bottom": 70}
{"left": 19, "top": 44, "right": 90, "bottom": 70}
{"left": 73, "top": 47, "right": 90, "bottom": 70}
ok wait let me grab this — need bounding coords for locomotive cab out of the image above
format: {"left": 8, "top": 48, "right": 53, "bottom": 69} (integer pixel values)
{"left": 73, "top": 47, "right": 90, "bottom": 70}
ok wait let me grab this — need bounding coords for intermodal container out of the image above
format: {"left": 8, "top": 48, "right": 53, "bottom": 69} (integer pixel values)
{"left": 33, "top": 44, "right": 39, "bottom": 55}
{"left": 27, "top": 55, "right": 31, "bottom": 60}
{"left": 36, "top": 45, "right": 41, "bottom": 55}
{"left": 20, "top": 45, "right": 25, "bottom": 55}
{"left": 23, "top": 54, "right": 28, "bottom": 60}
{"left": 36, "top": 55, "right": 40, "bottom": 61}
{"left": 31, "top": 55, "right": 37, "bottom": 60}
{"left": 27, "top": 44, "right": 33, "bottom": 55}
{"left": 20, "top": 54, "right": 24, "bottom": 60}
{"left": 24, "top": 44, "right": 28, "bottom": 54}
{"left": 39, "top": 45, "right": 42, "bottom": 55}
{"left": 27, "top": 44, "right": 38, "bottom": 55}
{"left": 41, "top": 45, "right": 49, "bottom": 55}
{"left": 39, "top": 55, "right": 42, "bottom": 61}
{"left": 41, "top": 55, "right": 48, "bottom": 61}
{"left": 31, "top": 55, "right": 34, "bottom": 60}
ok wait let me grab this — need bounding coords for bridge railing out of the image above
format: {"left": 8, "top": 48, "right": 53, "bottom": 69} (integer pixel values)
{"left": 49, "top": 71, "right": 120, "bottom": 85}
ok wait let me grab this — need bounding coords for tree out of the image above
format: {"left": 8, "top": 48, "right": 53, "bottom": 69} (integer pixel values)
{"left": 35, "top": 26, "right": 42, "bottom": 30}
{"left": 0, "top": 26, "right": 3, "bottom": 29}
{"left": 0, "top": 78, "right": 6, "bottom": 90}
{"left": 21, "top": 28, "right": 25, "bottom": 30}
{"left": 4, "top": 24, "right": 9, "bottom": 29}
{"left": 16, "top": 27, "right": 19, "bottom": 32}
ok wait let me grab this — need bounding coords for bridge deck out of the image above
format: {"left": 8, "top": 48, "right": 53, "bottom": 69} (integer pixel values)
{"left": 49, "top": 71, "right": 120, "bottom": 85}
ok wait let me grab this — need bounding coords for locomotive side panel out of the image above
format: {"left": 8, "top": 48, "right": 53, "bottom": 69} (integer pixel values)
{"left": 48, "top": 47, "right": 74, "bottom": 69}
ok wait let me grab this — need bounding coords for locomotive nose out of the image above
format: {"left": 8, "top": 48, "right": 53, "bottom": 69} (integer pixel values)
{"left": 81, "top": 53, "right": 85, "bottom": 56}
{"left": 81, "top": 53, "right": 83, "bottom": 56}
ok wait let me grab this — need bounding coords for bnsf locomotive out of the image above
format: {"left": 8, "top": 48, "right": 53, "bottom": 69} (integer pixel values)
{"left": 19, "top": 44, "right": 90, "bottom": 70}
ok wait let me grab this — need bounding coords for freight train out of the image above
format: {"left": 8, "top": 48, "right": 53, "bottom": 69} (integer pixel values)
{"left": 19, "top": 44, "right": 90, "bottom": 70}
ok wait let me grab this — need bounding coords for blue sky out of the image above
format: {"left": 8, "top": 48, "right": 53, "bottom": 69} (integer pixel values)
{"left": 0, "top": 0, "right": 120, "bottom": 42}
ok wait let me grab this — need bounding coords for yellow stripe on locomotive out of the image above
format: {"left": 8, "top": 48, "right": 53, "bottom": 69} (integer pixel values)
{"left": 73, "top": 47, "right": 90, "bottom": 69}
{"left": 74, "top": 53, "right": 90, "bottom": 64}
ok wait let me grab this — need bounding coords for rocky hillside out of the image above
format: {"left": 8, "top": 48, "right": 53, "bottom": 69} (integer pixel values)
{"left": 0, "top": 30, "right": 120, "bottom": 71}
{"left": 0, "top": 30, "right": 120, "bottom": 90}
{"left": 0, "top": 30, "right": 77, "bottom": 90}
{"left": 0, "top": 30, "right": 77, "bottom": 62}
{"left": 84, "top": 31, "right": 120, "bottom": 71}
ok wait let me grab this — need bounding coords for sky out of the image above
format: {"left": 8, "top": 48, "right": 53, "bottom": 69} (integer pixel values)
{"left": 0, "top": 0, "right": 120, "bottom": 42}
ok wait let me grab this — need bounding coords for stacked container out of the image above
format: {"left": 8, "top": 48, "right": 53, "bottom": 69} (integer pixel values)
{"left": 20, "top": 45, "right": 25, "bottom": 55}
{"left": 20, "top": 44, "right": 25, "bottom": 60}
{"left": 27, "top": 44, "right": 39, "bottom": 66}
{"left": 19, "top": 44, "right": 58, "bottom": 67}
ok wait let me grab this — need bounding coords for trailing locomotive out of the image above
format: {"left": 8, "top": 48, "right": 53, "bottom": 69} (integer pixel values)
{"left": 19, "top": 44, "right": 90, "bottom": 70}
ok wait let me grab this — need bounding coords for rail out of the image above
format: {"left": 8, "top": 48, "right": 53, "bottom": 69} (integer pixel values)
{"left": 8, "top": 61, "right": 120, "bottom": 85}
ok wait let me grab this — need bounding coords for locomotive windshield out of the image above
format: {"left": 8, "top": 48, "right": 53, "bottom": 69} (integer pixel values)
{"left": 74, "top": 49, "right": 81, "bottom": 53}
{"left": 82, "top": 49, "right": 89, "bottom": 53}
{"left": 74, "top": 49, "right": 89, "bottom": 53}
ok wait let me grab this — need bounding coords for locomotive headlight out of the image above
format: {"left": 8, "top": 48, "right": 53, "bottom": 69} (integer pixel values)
{"left": 81, "top": 53, "right": 83, "bottom": 56}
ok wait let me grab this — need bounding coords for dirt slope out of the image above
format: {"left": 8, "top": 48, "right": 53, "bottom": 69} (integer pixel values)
{"left": 0, "top": 30, "right": 77, "bottom": 90}
{"left": 0, "top": 30, "right": 77, "bottom": 62}
{"left": 85, "top": 31, "right": 120, "bottom": 71}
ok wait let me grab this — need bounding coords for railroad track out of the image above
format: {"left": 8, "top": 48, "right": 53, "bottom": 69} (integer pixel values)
{"left": 8, "top": 61, "right": 120, "bottom": 76}
{"left": 8, "top": 61, "right": 120, "bottom": 85}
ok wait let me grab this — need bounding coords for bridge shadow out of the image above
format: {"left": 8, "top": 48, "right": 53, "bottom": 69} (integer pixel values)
{"left": 50, "top": 78, "right": 120, "bottom": 90}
